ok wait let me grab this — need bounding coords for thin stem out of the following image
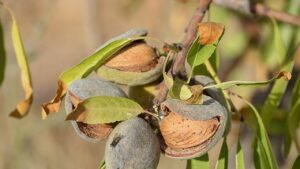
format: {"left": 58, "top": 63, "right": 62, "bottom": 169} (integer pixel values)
{"left": 144, "top": 110, "right": 160, "bottom": 122}
{"left": 153, "top": 0, "right": 212, "bottom": 105}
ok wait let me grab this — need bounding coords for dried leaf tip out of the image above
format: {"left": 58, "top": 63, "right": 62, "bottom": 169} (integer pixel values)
{"left": 41, "top": 80, "right": 66, "bottom": 119}
{"left": 198, "top": 22, "right": 225, "bottom": 45}
{"left": 276, "top": 71, "right": 292, "bottom": 81}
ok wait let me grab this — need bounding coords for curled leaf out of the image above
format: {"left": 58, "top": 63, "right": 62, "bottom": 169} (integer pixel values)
{"left": 0, "top": 3, "right": 33, "bottom": 118}
{"left": 203, "top": 71, "right": 291, "bottom": 90}
{"left": 198, "top": 22, "right": 225, "bottom": 45}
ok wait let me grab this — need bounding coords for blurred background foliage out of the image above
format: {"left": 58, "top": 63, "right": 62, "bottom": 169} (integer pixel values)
{"left": 0, "top": 0, "right": 299, "bottom": 168}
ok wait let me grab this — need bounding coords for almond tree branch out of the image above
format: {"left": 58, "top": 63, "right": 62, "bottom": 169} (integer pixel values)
{"left": 213, "top": 0, "right": 300, "bottom": 26}
{"left": 153, "top": 0, "right": 212, "bottom": 105}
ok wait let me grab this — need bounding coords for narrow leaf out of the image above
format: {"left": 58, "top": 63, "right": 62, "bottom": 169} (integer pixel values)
{"left": 270, "top": 18, "right": 286, "bottom": 64}
{"left": 66, "top": 96, "right": 143, "bottom": 124}
{"left": 236, "top": 139, "right": 245, "bottom": 169}
{"left": 186, "top": 153, "right": 209, "bottom": 169}
{"left": 287, "top": 98, "right": 300, "bottom": 153}
{"left": 292, "top": 155, "right": 300, "bottom": 169}
{"left": 215, "top": 139, "right": 228, "bottom": 169}
{"left": 286, "top": 75, "right": 300, "bottom": 155}
{"left": 42, "top": 36, "right": 143, "bottom": 118}
{"left": 0, "top": 18, "right": 6, "bottom": 86}
{"left": 242, "top": 99, "right": 279, "bottom": 169}
{"left": 1, "top": 3, "right": 33, "bottom": 118}
{"left": 203, "top": 71, "right": 291, "bottom": 90}
{"left": 262, "top": 44, "right": 299, "bottom": 126}
{"left": 98, "top": 159, "right": 106, "bottom": 169}
{"left": 162, "top": 53, "right": 174, "bottom": 89}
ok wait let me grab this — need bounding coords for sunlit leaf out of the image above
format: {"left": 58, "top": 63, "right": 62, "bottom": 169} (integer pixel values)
{"left": 215, "top": 139, "right": 228, "bottom": 169}
{"left": 163, "top": 54, "right": 193, "bottom": 101}
{"left": 186, "top": 37, "right": 217, "bottom": 82}
{"left": 203, "top": 71, "right": 291, "bottom": 90}
{"left": 0, "top": 3, "right": 33, "bottom": 118}
{"left": 186, "top": 153, "right": 209, "bottom": 169}
{"left": 0, "top": 18, "right": 6, "bottom": 86}
{"left": 187, "top": 23, "right": 224, "bottom": 82}
{"left": 292, "top": 155, "right": 300, "bottom": 169}
{"left": 168, "top": 78, "right": 193, "bottom": 101}
{"left": 184, "top": 85, "right": 203, "bottom": 104}
{"left": 66, "top": 96, "right": 143, "bottom": 124}
{"left": 198, "top": 22, "right": 225, "bottom": 45}
{"left": 236, "top": 139, "right": 245, "bottom": 169}
{"left": 42, "top": 35, "right": 144, "bottom": 118}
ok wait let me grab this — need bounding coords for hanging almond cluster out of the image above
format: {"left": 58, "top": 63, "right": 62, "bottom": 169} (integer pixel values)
{"left": 42, "top": 21, "right": 290, "bottom": 169}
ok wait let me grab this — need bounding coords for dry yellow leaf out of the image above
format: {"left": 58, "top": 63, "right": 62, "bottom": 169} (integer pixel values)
{"left": 198, "top": 22, "right": 225, "bottom": 45}
{"left": 1, "top": 3, "right": 33, "bottom": 118}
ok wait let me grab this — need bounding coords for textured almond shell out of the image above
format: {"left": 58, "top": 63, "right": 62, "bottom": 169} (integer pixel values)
{"left": 159, "top": 95, "right": 228, "bottom": 159}
{"left": 97, "top": 57, "right": 164, "bottom": 86}
{"left": 65, "top": 78, "right": 127, "bottom": 143}
{"left": 105, "top": 42, "right": 158, "bottom": 72}
{"left": 160, "top": 112, "right": 219, "bottom": 149}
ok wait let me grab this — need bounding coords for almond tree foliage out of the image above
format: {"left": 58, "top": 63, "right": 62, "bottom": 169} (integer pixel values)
{"left": 1, "top": 0, "right": 300, "bottom": 169}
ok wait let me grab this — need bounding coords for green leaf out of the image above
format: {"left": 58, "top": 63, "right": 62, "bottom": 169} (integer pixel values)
{"left": 203, "top": 71, "right": 290, "bottom": 90}
{"left": 0, "top": 3, "right": 33, "bottom": 118}
{"left": 42, "top": 35, "right": 143, "bottom": 118}
{"left": 186, "top": 153, "right": 209, "bottom": 169}
{"left": 0, "top": 18, "right": 6, "bottom": 86}
{"left": 98, "top": 159, "right": 106, "bottom": 169}
{"left": 292, "top": 75, "right": 300, "bottom": 106}
{"left": 292, "top": 155, "right": 300, "bottom": 169}
{"left": 163, "top": 54, "right": 193, "bottom": 101}
{"left": 285, "top": 75, "right": 300, "bottom": 155}
{"left": 262, "top": 18, "right": 286, "bottom": 68}
{"left": 287, "top": 98, "right": 300, "bottom": 153}
{"left": 169, "top": 78, "right": 193, "bottom": 101}
{"left": 66, "top": 96, "right": 144, "bottom": 124}
{"left": 243, "top": 100, "right": 279, "bottom": 169}
{"left": 262, "top": 44, "right": 299, "bottom": 126}
{"left": 270, "top": 18, "right": 286, "bottom": 64}
{"left": 186, "top": 37, "right": 217, "bottom": 82}
{"left": 162, "top": 54, "right": 174, "bottom": 89}
{"left": 236, "top": 139, "right": 245, "bottom": 169}
{"left": 215, "top": 139, "right": 228, "bottom": 169}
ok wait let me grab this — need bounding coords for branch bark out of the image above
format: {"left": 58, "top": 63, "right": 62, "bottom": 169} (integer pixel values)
{"left": 213, "top": 0, "right": 300, "bottom": 26}
{"left": 153, "top": 0, "right": 212, "bottom": 105}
